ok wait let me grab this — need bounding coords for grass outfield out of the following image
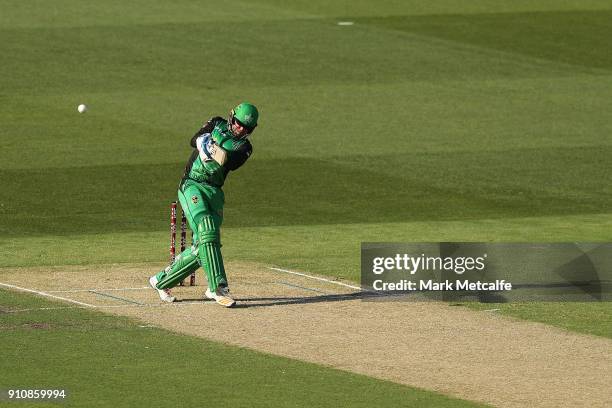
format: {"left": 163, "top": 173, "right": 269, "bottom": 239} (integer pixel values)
{"left": 1, "top": 0, "right": 611, "bottom": 368}
{"left": 466, "top": 301, "right": 612, "bottom": 339}
{"left": 0, "top": 289, "right": 483, "bottom": 408}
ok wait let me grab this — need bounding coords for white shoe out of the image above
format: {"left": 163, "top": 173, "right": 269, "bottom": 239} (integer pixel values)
{"left": 205, "top": 285, "right": 236, "bottom": 308}
{"left": 149, "top": 275, "right": 176, "bottom": 303}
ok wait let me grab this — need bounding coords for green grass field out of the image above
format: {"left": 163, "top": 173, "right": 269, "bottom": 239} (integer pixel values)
{"left": 1, "top": 0, "right": 611, "bottom": 405}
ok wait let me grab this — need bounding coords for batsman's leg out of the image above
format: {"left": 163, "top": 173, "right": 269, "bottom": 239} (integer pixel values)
{"left": 178, "top": 184, "right": 228, "bottom": 293}
{"left": 196, "top": 212, "right": 235, "bottom": 307}
{"left": 154, "top": 245, "right": 199, "bottom": 290}
{"left": 196, "top": 214, "right": 227, "bottom": 291}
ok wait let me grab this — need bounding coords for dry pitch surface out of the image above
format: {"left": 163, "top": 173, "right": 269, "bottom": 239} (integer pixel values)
{"left": 2, "top": 262, "right": 611, "bottom": 408}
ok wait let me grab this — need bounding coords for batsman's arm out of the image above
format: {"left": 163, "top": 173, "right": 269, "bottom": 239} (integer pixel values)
{"left": 196, "top": 135, "right": 228, "bottom": 166}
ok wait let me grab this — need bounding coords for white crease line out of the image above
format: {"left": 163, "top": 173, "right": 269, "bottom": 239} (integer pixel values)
{"left": 6, "top": 306, "right": 80, "bottom": 312}
{"left": 0, "top": 282, "right": 96, "bottom": 308}
{"left": 95, "top": 302, "right": 207, "bottom": 308}
{"left": 267, "top": 267, "right": 362, "bottom": 291}
{"left": 5, "top": 301, "right": 211, "bottom": 313}
{"left": 47, "top": 287, "right": 150, "bottom": 293}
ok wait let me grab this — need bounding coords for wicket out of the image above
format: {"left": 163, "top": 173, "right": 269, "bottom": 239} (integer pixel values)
{"left": 170, "top": 201, "right": 196, "bottom": 286}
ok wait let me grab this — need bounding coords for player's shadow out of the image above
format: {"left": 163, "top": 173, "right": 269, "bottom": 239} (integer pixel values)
{"left": 178, "top": 290, "right": 392, "bottom": 307}
{"left": 233, "top": 290, "right": 404, "bottom": 308}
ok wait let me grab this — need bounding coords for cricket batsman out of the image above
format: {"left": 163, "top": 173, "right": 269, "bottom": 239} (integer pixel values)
{"left": 149, "top": 102, "right": 258, "bottom": 307}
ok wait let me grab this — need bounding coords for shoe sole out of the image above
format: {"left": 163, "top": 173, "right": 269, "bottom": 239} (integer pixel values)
{"left": 205, "top": 290, "right": 236, "bottom": 308}
{"left": 217, "top": 297, "right": 236, "bottom": 308}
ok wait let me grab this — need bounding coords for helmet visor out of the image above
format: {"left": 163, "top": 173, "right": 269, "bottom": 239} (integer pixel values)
{"left": 232, "top": 116, "right": 255, "bottom": 134}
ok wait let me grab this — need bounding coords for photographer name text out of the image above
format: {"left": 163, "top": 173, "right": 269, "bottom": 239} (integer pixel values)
{"left": 372, "top": 279, "right": 512, "bottom": 291}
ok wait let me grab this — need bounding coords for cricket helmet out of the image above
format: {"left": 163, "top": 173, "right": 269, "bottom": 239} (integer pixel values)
{"left": 229, "top": 102, "right": 258, "bottom": 138}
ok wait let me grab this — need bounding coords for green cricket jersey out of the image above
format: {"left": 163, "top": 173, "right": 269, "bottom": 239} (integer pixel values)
{"left": 182, "top": 116, "right": 253, "bottom": 188}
